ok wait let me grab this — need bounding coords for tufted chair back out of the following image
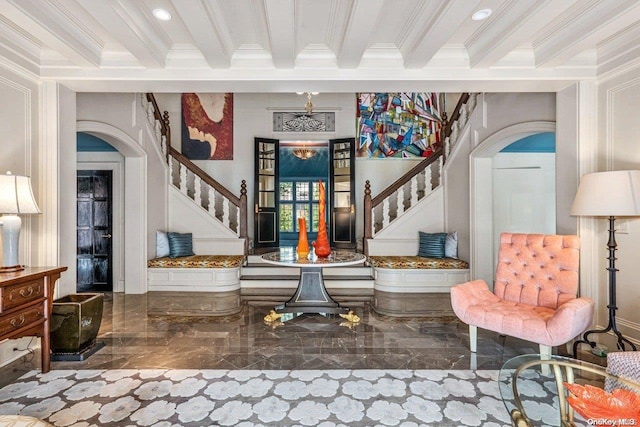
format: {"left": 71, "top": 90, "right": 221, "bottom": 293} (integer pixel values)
{"left": 494, "top": 233, "right": 580, "bottom": 310}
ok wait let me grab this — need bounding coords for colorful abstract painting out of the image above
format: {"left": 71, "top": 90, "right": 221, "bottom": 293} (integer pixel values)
{"left": 181, "top": 93, "right": 233, "bottom": 160}
{"left": 356, "top": 93, "right": 444, "bottom": 158}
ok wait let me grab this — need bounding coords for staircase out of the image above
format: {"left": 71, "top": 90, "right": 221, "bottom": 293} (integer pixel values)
{"left": 363, "top": 93, "right": 478, "bottom": 255}
{"left": 142, "top": 93, "right": 248, "bottom": 254}
{"left": 240, "top": 254, "right": 374, "bottom": 306}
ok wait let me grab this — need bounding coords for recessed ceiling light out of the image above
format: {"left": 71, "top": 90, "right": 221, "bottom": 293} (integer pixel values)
{"left": 471, "top": 8, "right": 492, "bottom": 21}
{"left": 153, "top": 8, "right": 172, "bottom": 21}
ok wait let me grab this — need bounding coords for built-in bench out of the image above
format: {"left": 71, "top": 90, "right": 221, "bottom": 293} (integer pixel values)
{"left": 368, "top": 255, "right": 470, "bottom": 318}
{"left": 147, "top": 255, "right": 246, "bottom": 317}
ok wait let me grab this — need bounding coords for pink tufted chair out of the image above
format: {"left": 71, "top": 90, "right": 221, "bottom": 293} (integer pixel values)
{"left": 451, "top": 233, "right": 594, "bottom": 356}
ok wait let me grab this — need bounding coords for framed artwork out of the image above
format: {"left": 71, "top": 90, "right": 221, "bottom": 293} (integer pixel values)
{"left": 181, "top": 93, "right": 233, "bottom": 160}
{"left": 356, "top": 92, "right": 444, "bottom": 158}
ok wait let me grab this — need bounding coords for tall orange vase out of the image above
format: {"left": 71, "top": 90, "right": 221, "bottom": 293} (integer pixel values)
{"left": 312, "top": 180, "right": 332, "bottom": 257}
{"left": 297, "top": 217, "right": 310, "bottom": 258}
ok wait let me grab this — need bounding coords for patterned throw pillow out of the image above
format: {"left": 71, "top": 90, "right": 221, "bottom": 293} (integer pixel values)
{"left": 156, "top": 231, "right": 170, "bottom": 258}
{"left": 167, "top": 232, "right": 195, "bottom": 258}
{"left": 418, "top": 232, "right": 447, "bottom": 258}
{"left": 445, "top": 231, "right": 458, "bottom": 258}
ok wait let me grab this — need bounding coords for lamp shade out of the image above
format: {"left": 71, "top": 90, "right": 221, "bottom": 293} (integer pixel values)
{"left": 0, "top": 172, "right": 41, "bottom": 214}
{"left": 571, "top": 170, "right": 640, "bottom": 217}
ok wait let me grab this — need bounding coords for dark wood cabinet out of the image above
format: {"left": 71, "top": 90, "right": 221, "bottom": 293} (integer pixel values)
{"left": 0, "top": 267, "right": 67, "bottom": 373}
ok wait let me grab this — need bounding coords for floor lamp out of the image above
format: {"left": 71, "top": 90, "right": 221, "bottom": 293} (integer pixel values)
{"left": 571, "top": 170, "right": 640, "bottom": 355}
{"left": 0, "top": 172, "right": 41, "bottom": 272}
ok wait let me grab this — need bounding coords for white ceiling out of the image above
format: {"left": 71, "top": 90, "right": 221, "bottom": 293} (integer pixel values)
{"left": 1, "top": 0, "right": 640, "bottom": 92}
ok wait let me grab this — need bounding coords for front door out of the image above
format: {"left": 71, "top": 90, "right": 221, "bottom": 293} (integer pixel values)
{"left": 329, "top": 138, "right": 356, "bottom": 249}
{"left": 77, "top": 170, "right": 113, "bottom": 292}
{"left": 254, "top": 138, "right": 280, "bottom": 249}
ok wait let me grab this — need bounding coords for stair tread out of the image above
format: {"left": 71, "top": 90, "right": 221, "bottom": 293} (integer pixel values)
{"left": 244, "top": 263, "right": 370, "bottom": 268}
{"left": 240, "top": 275, "right": 373, "bottom": 280}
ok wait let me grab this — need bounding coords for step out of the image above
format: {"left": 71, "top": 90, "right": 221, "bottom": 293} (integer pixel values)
{"left": 240, "top": 275, "right": 374, "bottom": 289}
{"left": 241, "top": 264, "right": 372, "bottom": 277}
{"left": 247, "top": 254, "right": 370, "bottom": 265}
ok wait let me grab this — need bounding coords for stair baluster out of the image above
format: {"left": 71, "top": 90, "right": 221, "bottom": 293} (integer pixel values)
{"left": 179, "top": 164, "right": 188, "bottom": 196}
{"left": 194, "top": 175, "right": 202, "bottom": 208}
{"left": 397, "top": 186, "right": 405, "bottom": 214}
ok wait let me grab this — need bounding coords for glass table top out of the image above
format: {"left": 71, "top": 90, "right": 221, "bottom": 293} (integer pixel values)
{"left": 261, "top": 248, "right": 366, "bottom": 268}
{"left": 498, "top": 354, "right": 640, "bottom": 427}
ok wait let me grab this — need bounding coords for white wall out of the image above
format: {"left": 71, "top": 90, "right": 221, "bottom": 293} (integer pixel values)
{"left": 75, "top": 93, "right": 169, "bottom": 293}
{"left": 596, "top": 66, "right": 640, "bottom": 346}
{"left": 0, "top": 66, "right": 40, "bottom": 269}
{"left": 446, "top": 93, "right": 557, "bottom": 270}
{"left": 155, "top": 93, "right": 423, "bottom": 246}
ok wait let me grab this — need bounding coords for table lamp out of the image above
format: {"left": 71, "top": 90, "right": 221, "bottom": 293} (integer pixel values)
{"left": 571, "top": 170, "right": 640, "bottom": 354}
{"left": 0, "top": 171, "right": 41, "bottom": 272}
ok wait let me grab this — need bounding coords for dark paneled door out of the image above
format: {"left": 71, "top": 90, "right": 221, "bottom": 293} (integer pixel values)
{"left": 329, "top": 138, "right": 356, "bottom": 249}
{"left": 254, "top": 138, "right": 280, "bottom": 249}
{"left": 77, "top": 170, "right": 112, "bottom": 292}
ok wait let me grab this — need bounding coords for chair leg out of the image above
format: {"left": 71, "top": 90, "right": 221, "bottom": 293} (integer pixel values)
{"left": 539, "top": 344, "right": 552, "bottom": 358}
{"left": 540, "top": 344, "right": 552, "bottom": 376}
{"left": 469, "top": 325, "right": 477, "bottom": 352}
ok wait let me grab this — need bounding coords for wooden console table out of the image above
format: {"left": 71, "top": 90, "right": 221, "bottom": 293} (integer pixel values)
{"left": 0, "top": 267, "right": 67, "bottom": 373}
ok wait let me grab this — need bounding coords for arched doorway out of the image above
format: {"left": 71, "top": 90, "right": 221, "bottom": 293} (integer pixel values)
{"left": 77, "top": 121, "right": 148, "bottom": 294}
{"left": 470, "top": 121, "right": 556, "bottom": 286}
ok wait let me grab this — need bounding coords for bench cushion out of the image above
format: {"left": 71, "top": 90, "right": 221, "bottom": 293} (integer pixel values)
{"left": 148, "top": 255, "right": 245, "bottom": 269}
{"left": 368, "top": 255, "right": 469, "bottom": 269}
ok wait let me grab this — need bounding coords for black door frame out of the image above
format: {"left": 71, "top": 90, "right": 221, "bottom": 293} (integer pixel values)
{"left": 254, "top": 137, "right": 357, "bottom": 250}
{"left": 329, "top": 138, "right": 356, "bottom": 249}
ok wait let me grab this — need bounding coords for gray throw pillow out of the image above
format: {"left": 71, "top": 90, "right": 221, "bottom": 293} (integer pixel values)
{"left": 167, "top": 232, "right": 195, "bottom": 258}
{"left": 418, "top": 232, "right": 447, "bottom": 258}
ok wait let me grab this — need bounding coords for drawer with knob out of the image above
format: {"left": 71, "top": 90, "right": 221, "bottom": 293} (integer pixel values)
{"left": 0, "top": 304, "right": 44, "bottom": 336}
{"left": 0, "top": 278, "right": 45, "bottom": 312}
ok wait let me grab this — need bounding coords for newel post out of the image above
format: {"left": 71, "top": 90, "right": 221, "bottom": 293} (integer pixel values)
{"left": 239, "top": 180, "right": 248, "bottom": 255}
{"left": 363, "top": 180, "right": 372, "bottom": 255}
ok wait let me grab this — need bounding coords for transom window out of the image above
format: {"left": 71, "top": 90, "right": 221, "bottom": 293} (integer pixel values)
{"left": 279, "top": 181, "right": 321, "bottom": 233}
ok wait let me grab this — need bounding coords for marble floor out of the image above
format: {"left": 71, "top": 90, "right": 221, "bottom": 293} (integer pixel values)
{"left": 0, "top": 292, "right": 602, "bottom": 388}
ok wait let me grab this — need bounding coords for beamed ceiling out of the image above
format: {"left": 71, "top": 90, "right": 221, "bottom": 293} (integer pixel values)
{"left": 1, "top": 0, "right": 639, "bottom": 92}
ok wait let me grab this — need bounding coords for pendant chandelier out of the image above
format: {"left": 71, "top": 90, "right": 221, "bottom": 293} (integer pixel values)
{"left": 296, "top": 91, "right": 319, "bottom": 115}
{"left": 292, "top": 147, "right": 317, "bottom": 160}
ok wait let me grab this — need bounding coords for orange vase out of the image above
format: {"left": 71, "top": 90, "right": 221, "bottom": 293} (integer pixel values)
{"left": 312, "top": 180, "right": 332, "bottom": 257}
{"left": 297, "top": 217, "right": 310, "bottom": 258}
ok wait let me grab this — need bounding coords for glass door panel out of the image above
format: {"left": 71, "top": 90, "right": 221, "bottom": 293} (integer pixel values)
{"left": 330, "top": 138, "right": 356, "bottom": 249}
{"left": 254, "top": 138, "right": 279, "bottom": 248}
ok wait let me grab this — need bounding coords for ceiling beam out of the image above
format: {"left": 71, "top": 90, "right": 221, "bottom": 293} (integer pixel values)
{"left": 467, "top": 0, "right": 576, "bottom": 69}
{"left": 403, "top": 0, "right": 480, "bottom": 69}
{"left": 0, "top": 15, "right": 40, "bottom": 72}
{"left": 77, "top": 0, "right": 171, "bottom": 68}
{"left": 337, "top": 0, "right": 384, "bottom": 68}
{"left": 171, "top": 0, "right": 232, "bottom": 68}
{"left": 263, "top": 0, "right": 296, "bottom": 68}
{"left": 597, "top": 22, "right": 640, "bottom": 76}
{"left": 1, "top": 0, "right": 102, "bottom": 67}
{"left": 534, "top": 0, "right": 640, "bottom": 68}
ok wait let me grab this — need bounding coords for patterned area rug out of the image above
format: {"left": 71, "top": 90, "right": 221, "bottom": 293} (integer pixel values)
{"left": 0, "top": 369, "right": 533, "bottom": 426}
